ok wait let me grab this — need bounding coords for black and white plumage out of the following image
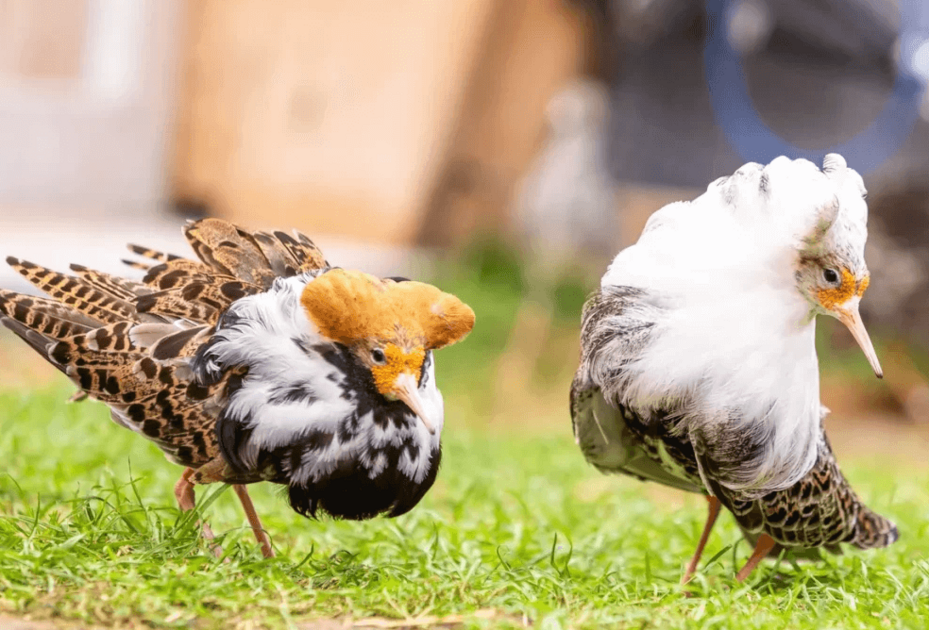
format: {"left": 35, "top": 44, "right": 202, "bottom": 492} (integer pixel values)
{"left": 571, "top": 155, "right": 898, "bottom": 582}
{"left": 0, "top": 219, "right": 475, "bottom": 557}
{"left": 192, "top": 273, "right": 450, "bottom": 520}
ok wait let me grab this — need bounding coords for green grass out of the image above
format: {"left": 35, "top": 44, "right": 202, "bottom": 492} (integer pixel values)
{"left": 1, "top": 382, "right": 927, "bottom": 629}
{"left": 1, "top": 243, "right": 928, "bottom": 629}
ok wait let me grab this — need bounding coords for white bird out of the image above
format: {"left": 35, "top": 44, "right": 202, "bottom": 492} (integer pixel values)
{"left": 571, "top": 154, "right": 898, "bottom": 582}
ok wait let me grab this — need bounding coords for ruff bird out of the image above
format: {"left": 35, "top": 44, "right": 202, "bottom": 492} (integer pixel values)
{"left": 0, "top": 219, "right": 474, "bottom": 558}
{"left": 571, "top": 154, "right": 897, "bottom": 582}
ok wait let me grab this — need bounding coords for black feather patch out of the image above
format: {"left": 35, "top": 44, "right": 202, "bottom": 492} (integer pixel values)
{"left": 268, "top": 382, "right": 317, "bottom": 405}
{"left": 151, "top": 326, "right": 205, "bottom": 360}
{"left": 286, "top": 447, "right": 442, "bottom": 520}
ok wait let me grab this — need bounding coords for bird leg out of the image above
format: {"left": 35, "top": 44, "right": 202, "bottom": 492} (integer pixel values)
{"left": 681, "top": 495, "right": 722, "bottom": 584}
{"left": 735, "top": 533, "right": 777, "bottom": 582}
{"left": 174, "top": 467, "right": 222, "bottom": 557}
{"left": 233, "top": 484, "right": 275, "bottom": 559}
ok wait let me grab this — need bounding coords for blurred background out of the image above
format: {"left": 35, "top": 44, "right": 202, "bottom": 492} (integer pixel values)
{"left": 1, "top": 0, "right": 928, "bottom": 459}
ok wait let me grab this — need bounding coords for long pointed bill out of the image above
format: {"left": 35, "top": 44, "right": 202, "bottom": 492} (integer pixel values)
{"left": 835, "top": 303, "right": 883, "bottom": 378}
{"left": 393, "top": 372, "right": 436, "bottom": 434}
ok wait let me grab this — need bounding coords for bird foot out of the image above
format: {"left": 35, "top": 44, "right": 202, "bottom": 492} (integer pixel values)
{"left": 735, "top": 534, "right": 776, "bottom": 582}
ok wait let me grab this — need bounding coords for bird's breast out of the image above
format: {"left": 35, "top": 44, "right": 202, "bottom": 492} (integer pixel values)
{"left": 284, "top": 431, "right": 443, "bottom": 520}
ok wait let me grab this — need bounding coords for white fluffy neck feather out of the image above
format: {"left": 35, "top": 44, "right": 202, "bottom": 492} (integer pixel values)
{"left": 600, "top": 176, "right": 825, "bottom": 493}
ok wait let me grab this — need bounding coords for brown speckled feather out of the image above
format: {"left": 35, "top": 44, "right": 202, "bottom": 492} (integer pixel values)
{"left": 0, "top": 218, "right": 330, "bottom": 472}
{"left": 706, "top": 431, "right": 898, "bottom": 551}
{"left": 0, "top": 292, "right": 98, "bottom": 339}
{"left": 138, "top": 260, "right": 217, "bottom": 290}
{"left": 268, "top": 230, "right": 328, "bottom": 275}
{"left": 120, "top": 220, "right": 329, "bottom": 325}
{"left": 69, "top": 263, "right": 151, "bottom": 301}
{"left": 184, "top": 219, "right": 280, "bottom": 287}
{"left": 124, "top": 244, "right": 183, "bottom": 268}
{"left": 252, "top": 232, "right": 302, "bottom": 277}
{"left": 7, "top": 257, "right": 138, "bottom": 324}
{"left": 135, "top": 280, "right": 262, "bottom": 324}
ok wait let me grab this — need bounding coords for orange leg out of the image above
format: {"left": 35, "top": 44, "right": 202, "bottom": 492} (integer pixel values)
{"left": 233, "top": 484, "right": 275, "bottom": 559}
{"left": 682, "top": 495, "right": 722, "bottom": 584}
{"left": 736, "top": 533, "right": 777, "bottom": 582}
{"left": 174, "top": 467, "right": 222, "bottom": 557}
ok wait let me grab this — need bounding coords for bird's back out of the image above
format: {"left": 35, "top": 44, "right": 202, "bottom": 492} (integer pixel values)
{"left": 0, "top": 219, "right": 329, "bottom": 470}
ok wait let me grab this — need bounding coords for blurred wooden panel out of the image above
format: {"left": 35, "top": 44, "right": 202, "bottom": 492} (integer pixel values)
{"left": 418, "top": 0, "right": 589, "bottom": 246}
{"left": 172, "top": 0, "right": 498, "bottom": 243}
{"left": 0, "top": 0, "right": 88, "bottom": 81}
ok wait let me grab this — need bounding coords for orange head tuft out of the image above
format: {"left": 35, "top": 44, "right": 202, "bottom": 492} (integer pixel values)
{"left": 299, "top": 269, "right": 475, "bottom": 350}
{"left": 300, "top": 269, "right": 474, "bottom": 433}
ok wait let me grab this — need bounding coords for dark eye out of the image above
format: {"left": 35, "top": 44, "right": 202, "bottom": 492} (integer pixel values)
{"left": 371, "top": 349, "right": 386, "bottom": 364}
{"left": 823, "top": 269, "right": 839, "bottom": 284}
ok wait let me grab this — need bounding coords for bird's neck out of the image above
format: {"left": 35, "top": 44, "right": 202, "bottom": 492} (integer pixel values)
{"left": 616, "top": 282, "right": 823, "bottom": 492}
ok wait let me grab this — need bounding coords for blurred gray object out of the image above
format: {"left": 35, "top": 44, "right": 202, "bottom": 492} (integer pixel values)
{"left": 584, "top": 0, "right": 929, "bottom": 189}
{"left": 604, "top": 0, "right": 899, "bottom": 60}
{"left": 514, "top": 78, "right": 619, "bottom": 269}
{"left": 499, "top": 78, "right": 621, "bottom": 421}
{"left": 865, "top": 181, "right": 929, "bottom": 348}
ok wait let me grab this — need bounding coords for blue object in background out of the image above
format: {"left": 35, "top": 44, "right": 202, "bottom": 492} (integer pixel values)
{"left": 704, "top": 0, "right": 928, "bottom": 175}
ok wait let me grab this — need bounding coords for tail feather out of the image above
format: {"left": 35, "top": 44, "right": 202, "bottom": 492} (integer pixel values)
{"left": 126, "top": 244, "right": 183, "bottom": 265}
{"left": 183, "top": 219, "right": 277, "bottom": 286}
{"left": 852, "top": 508, "right": 898, "bottom": 549}
{"left": 272, "top": 230, "right": 328, "bottom": 274}
{"left": 48, "top": 337, "right": 165, "bottom": 404}
{"left": 121, "top": 258, "right": 154, "bottom": 271}
{"left": 59, "top": 321, "right": 137, "bottom": 354}
{"left": 253, "top": 231, "right": 302, "bottom": 277}
{"left": 135, "top": 279, "right": 260, "bottom": 325}
{"left": 7, "top": 257, "right": 137, "bottom": 324}
{"left": 69, "top": 263, "right": 151, "bottom": 301}
{"left": 0, "top": 290, "right": 100, "bottom": 331}
{"left": 134, "top": 289, "right": 221, "bottom": 325}
{"left": 0, "top": 290, "right": 99, "bottom": 370}
{"left": 126, "top": 219, "right": 330, "bottom": 295}
{"left": 121, "top": 218, "right": 329, "bottom": 325}
{"left": 139, "top": 259, "right": 216, "bottom": 290}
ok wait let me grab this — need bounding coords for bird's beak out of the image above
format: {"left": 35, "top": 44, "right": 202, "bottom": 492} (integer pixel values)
{"left": 834, "top": 302, "right": 883, "bottom": 378}
{"left": 393, "top": 372, "right": 436, "bottom": 434}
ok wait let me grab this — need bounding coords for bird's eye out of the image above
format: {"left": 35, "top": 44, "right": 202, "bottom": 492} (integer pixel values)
{"left": 371, "top": 349, "right": 386, "bottom": 364}
{"left": 823, "top": 269, "right": 839, "bottom": 284}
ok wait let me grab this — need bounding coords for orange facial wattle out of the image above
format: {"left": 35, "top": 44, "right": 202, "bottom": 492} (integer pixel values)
{"left": 370, "top": 344, "right": 426, "bottom": 397}
{"left": 856, "top": 275, "right": 870, "bottom": 297}
{"left": 816, "top": 268, "right": 858, "bottom": 310}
